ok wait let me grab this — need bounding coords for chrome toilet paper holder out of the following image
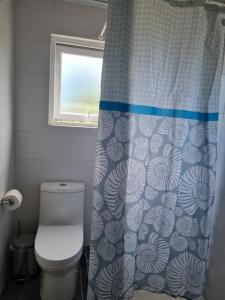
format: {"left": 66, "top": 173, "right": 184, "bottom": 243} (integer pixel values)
{"left": 0, "top": 198, "right": 15, "bottom": 206}
{"left": 0, "top": 189, "right": 23, "bottom": 211}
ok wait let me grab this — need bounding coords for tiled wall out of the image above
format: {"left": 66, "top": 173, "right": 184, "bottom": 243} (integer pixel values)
{"left": 0, "top": 0, "right": 14, "bottom": 292}
{"left": 14, "top": 0, "right": 106, "bottom": 244}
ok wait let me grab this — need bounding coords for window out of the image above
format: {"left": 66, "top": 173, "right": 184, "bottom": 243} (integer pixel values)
{"left": 49, "top": 34, "right": 104, "bottom": 127}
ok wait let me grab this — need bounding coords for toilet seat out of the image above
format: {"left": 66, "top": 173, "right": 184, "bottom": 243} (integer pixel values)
{"left": 35, "top": 224, "right": 83, "bottom": 271}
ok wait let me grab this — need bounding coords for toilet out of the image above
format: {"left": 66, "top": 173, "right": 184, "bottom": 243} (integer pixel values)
{"left": 35, "top": 182, "right": 85, "bottom": 300}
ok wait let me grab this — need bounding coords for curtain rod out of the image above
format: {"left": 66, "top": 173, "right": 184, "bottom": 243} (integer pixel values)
{"left": 98, "top": 22, "right": 107, "bottom": 41}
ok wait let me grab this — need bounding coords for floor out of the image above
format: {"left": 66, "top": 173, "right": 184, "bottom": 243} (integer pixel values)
{"left": 0, "top": 246, "right": 184, "bottom": 300}
{"left": 0, "top": 248, "right": 89, "bottom": 300}
{"left": 132, "top": 291, "right": 184, "bottom": 300}
{"left": 0, "top": 278, "right": 184, "bottom": 300}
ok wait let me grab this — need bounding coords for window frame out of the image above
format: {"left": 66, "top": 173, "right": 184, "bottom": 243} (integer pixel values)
{"left": 49, "top": 34, "right": 105, "bottom": 128}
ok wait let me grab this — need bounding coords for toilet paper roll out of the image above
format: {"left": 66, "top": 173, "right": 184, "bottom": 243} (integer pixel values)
{"left": 3, "top": 189, "right": 23, "bottom": 211}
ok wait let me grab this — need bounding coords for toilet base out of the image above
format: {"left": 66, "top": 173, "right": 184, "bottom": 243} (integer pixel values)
{"left": 40, "top": 266, "right": 78, "bottom": 300}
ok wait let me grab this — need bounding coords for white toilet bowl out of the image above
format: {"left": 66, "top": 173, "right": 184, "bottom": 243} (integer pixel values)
{"left": 35, "top": 225, "right": 83, "bottom": 300}
{"left": 35, "top": 182, "right": 85, "bottom": 300}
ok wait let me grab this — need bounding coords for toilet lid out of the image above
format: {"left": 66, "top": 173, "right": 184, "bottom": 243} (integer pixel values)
{"left": 35, "top": 225, "right": 83, "bottom": 266}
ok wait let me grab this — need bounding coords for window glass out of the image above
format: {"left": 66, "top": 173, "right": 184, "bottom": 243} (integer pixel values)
{"left": 49, "top": 35, "right": 104, "bottom": 128}
{"left": 60, "top": 53, "right": 103, "bottom": 117}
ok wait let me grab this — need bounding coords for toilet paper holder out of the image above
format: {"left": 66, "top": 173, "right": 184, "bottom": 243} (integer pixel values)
{"left": 0, "top": 189, "right": 23, "bottom": 210}
{"left": 0, "top": 198, "right": 15, "bottom": 206}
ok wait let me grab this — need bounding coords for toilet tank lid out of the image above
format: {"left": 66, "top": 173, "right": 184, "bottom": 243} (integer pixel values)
{"left": 40, "top": 182, "right": 85, "bottom": 193}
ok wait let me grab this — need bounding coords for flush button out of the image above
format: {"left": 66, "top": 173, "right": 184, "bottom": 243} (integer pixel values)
{"left": 60, "top": 183, "right": 67, "bottom": 186}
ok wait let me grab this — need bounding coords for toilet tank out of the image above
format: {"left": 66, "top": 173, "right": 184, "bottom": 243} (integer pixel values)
{"left": 39, "top": 182, "right": 85, "bottom": 226}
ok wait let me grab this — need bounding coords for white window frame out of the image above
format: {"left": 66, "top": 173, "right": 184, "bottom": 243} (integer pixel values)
{"left": 49, "top": 34, "right": 104, "bottom": 128}
{"left": 60, "top": 0, "right": 108, "bottom": 9}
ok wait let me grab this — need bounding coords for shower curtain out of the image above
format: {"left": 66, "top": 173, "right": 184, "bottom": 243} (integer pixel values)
{"left": 88, "top": 1, "right": 225, "bottom": 299}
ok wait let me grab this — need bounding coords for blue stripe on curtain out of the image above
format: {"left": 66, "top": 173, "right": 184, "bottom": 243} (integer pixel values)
{"left": 100, "top": 101, "right": 219, "bottom": 121}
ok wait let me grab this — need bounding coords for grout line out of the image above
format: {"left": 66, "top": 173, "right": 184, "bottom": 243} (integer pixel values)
{"left": 15, "top": 5, "right": 55, "bottom": 15}
{"left": 15, "top": 184, "right": 94, "bottom": 190}
{"left": 16, "top": 100, "right": 47, "bottom": 105}
{"left": 15, "top": 128, "right": 98, "bottom": 135}
{"left": 15, "top": 98, "right": 48, "bottom": 104}
{"left": 15, "top": 69, "right": 49, "bottom": 76}
{"left": 15, "top": 158, "right": 95, "bottom": 163}
{"left": 15, "top": 129, "right": 98, "bottom": 135}
{"left": 16, "top": 37, "right": 51, "bottom": 45}
{"left": 15, "top": 131, "right": 97, "bottom": 140}
{"left": 15, "top": 3, "right": 55, "bottom": 13}
{"left": 15, "top": 70, "right": 49, "bottom": 76}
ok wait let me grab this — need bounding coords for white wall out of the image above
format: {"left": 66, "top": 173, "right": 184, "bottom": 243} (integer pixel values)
{"left": 0, "top": 0, "right": 14, "bottom": 292}
{"left": 14, "top": 0, "right": 106, "bottom": 244}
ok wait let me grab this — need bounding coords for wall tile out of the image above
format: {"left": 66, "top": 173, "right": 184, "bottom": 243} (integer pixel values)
{"left": 15, "top": 0, "right": 55, "bottom": 11}
{"left": 16, "top": 40, "right": 50, "bottom": 74}
{"left": 16, "top": 132, "right": 52, "bottom": 160}
{"left": 49, "top": 133, "right": 97, "bottom": 161}
{"left": 15, "top": 72, "right": 49, "bottom": 103}
{"left": 13, "top": 186, "right": 40, "bottom": 234}
{"left": 15, "top": 159, "right": 95, "bottom": 186}
{"left": 16, "top": 102, "right": 49, "bottom": 132}
{"left": 15, "top": 7, "right": 55, "bottom": 43}
{"left": 55, "top": 12, "right": 102, "bottom": 39}
{"left": 16, "top": 101, "right": 99, "bottom": 136}
{"left": 47, "top": 125, "right": 98, "bottom": 137}
{"left": 16, "top": 131, "right": 97, "bottom": 161}
{"left": 55, "top": 1, "right": 106, "bottom": 20}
